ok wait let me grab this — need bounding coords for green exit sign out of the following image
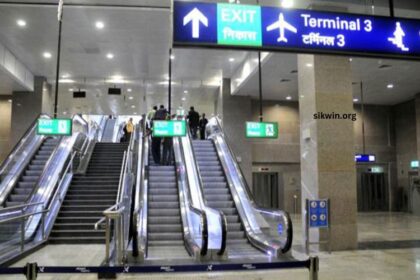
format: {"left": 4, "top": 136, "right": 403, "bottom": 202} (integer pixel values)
{"left": 153, "top": 120, "right": 187, "bottom": 137}
{"left": 246, "top": 122, "right": 278, "bottom": 138}
{"left": 37, "top": 118, "right": 72, "bottom": 136}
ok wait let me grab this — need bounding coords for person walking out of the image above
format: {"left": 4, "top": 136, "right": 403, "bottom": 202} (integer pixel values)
{"left": 162, "top": 115, "right": 174, "bottom": 165}
{"left": 198, "top": 113, "right": 208, "bottom": 140}
{"left": 146, "top": 105, "right": 157, "bottom": 129}
{"left": 187, "top": 106, "right": 200, "bottom": 139}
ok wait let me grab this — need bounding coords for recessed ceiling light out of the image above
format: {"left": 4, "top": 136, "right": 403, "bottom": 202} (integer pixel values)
{"left": 131, "top": 105, "right": 136, "bottom": 108}
{"left": 184, "top": 90, "right": 188, "bottom": 94}
{"left": 281, "top": 0, "right": 294, "bottom": 8}
{"left": 182, "top": 97, "right": 186, "bottom": 101}
{"left": 286, "top": 96, "right": 292, "bottom": 100}
{"left": 95, "top": 21, "right": 104, "bottom": 29}
{"left": 170, "top": 55, "right": 175, "bottom": 60}
{"left": 229, "top": 58, "right": 235, "bottom": 62}
{"left": 133, "top": 112, "right": 137, "bottom": 115}
{"left": 16, "top": 19, "right": 26, "bottom": 27}
{"left": 7, "top": 99, "right": 12, "bottom": 103}
{"left": 62, "top": 73, "right": 70, "bottom": 78}
{"left": 128, "top": 96, "right": 133, "bottom": 100}
{"left": 387, "top": 84, "right": 394, "bottom": 89}
{"left": 43, "top": 52, "right": 52, "bottom": 59}
{"left": 68, "top": 88, "right": 74, "bottom": 92}
{"left": 349, "top": 58, "right": 353, "bottom": 62}
{"left": 127, "top": 88, "right": 132, "bottom": 92}
{"left": 106, "top": 53, "right": 114, "bottom": 59}
{"left": 353, "top": 98, "right": 359, "bottom": 102}
{"left": 59, "top": 79, "right": 75, "bottom": 83}
{"left": 62, "top": 111, "right": 67, "bottom": 115}
{"left": 306, "top": 63, "right": 313, "bottom": 67}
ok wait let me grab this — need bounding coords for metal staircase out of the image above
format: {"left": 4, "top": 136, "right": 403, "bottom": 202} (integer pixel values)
{"left": 3, "top": 137, "right": 59, "bottom": 208}
{"left": 49, "top": 142, "right": 128, "bottom": 244}
{"left": 192, "top": 140, "right": 263, "bottom": 258}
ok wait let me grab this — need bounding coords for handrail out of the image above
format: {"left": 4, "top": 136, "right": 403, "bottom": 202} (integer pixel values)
{"left": 116, "top": 152, "right": 127, "bottom": 204}
{"left": 0, "top": 202, "right": 44, "bottom": 213}
{"left": 0, "top": 209, "right": 48, "bottom": 225}
{"left": 0, "top": 113, "right": 49, "bottom": 176}
{"left": 174, "top": 136, "right": 208, "bottom": 257}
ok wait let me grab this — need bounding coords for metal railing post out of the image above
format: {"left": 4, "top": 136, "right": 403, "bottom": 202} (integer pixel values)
{"left": 105, "top": 218, "right": 110, "bottom": 263}
{"left": 20, "top": 217, "right": 25, "bottom": 252}
{"left": 41, "top": 210, "right": 45, "bottom": 240}
{"left": 309, "top": 256, "right": 319, "bottom": 280}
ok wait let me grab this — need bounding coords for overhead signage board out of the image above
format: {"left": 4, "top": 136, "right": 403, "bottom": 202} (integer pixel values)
{"left": 37, "top": 118, "right": 72, "bottom": 136}
{"left": 153, "top": 120, "right": 187, "bottom": 137}
{"left": 246, "top": 122, "right": 278, "bottom": 138}
{"left": 411, "top": 160, "right": 419, "bottom": 168}
{"left": 355, "top": 154, "right": 376, "bottom": 163}
{"left": 308, "top": 199, "right": 329, "bottom": 228}
{"left": 174, "top": 1, "right": 420, "bottom": 59}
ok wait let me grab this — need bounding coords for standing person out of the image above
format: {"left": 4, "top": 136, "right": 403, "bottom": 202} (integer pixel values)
{"left": 162, "top": 115, "right": 174, "bottom": 165}
{"left": 151, "top": 105, "right": 168, "bottom": 165}
{"left": 187, "top": 106, "right": 200, "bottom": 139}
{"left": 125, "top": 118, "right": 134, "bottom": 142}
{"left": 146, "top": 105, "right": 157, "bottom": 129}
{"left": 198, "top": 113, "right": 208, "bottom": 140}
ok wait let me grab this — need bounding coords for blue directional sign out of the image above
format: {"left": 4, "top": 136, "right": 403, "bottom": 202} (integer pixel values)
{"left": 308, "top": 199, "right": 329, "bottom": 228}
{"left": 173, "top": 1, "right": 420, "bottom": 59}
{"left": 355, "top": 154, "right": 376, "bottom": 163}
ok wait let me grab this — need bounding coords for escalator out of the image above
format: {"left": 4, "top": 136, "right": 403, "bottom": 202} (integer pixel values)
{"left": 192, "top": 140, "right": 263, "bottom": 258}
{"left": 102, "top": 118, "right": 117, "bottom": 142}
{"left": 147, "top": 165, "right": 189, "bottom": 259}
{"left": 3, "top": 138, "right": 59, "bottom": 208}
{"left": 49, "top": 142, "right": 128, "bottom": 243}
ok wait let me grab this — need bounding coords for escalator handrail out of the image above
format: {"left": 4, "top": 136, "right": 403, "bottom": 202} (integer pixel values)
{"left": 184, "top": 123, "right": 227, "bottom": 256}
{"left": 174, "top": 136, "right": 208, "bottom": 257}
{"left": 210, "top": 117, "right": 293, "bottom": 254}
{"left": 0, "top": 113, "right": 50, "bottom": 176}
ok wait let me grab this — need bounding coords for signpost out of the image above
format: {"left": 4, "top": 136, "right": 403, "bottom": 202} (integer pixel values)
{"left": 305, "top": 199, "right": 331, "bottom": 254}
{"left": 37, "top": 118, "right": 72, "bottom": 136}
{"left": 174, "top": 1, "right": 420, "bottom": 60}
{"left": 153, "top": 120, "right": 187, "bottom": 137}
{"left": 246, "top": 122, "right": 278, "bottom": 138}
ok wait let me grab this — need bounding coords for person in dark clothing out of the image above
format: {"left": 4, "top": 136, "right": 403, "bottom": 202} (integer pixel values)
{"left": 151, "top": 105, "right": 168, "bottom": 165}
{"left": 162, "top": 115, "right": 174, "bottom": 165}
{"left": 198, "top": 113, "right": 208, "bottom": 140}
{"left": 187, "top": 106, "right": 200, "bottom": 139}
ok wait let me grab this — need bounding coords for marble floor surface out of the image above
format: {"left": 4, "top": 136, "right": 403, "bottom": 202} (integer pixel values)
{"left": 3, "top": 212, "right": 420, "bottom": 279}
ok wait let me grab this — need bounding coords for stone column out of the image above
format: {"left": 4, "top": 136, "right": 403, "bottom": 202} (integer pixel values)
{"left": 298, "top": 54, "right": 358, "bottom": 251}
{"left": 11, "top": 77, "right": 52, "bottom": 145}
{"left": 217, "top": 78, "right": 252, "bottom": 185}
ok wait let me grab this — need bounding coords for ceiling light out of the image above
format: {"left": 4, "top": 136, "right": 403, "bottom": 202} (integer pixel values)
{"left": 349, "top": 58, "right": 353, "bottom": 62}
{"left": 106, "top": 53, "right": 114, "bottom": 59}
{"left": 182, "top": 97, "right": 186, "bottom": 101}
{"left": 286, "top": 96, "right": 292, "bottom": 100}
{"left": 62, "top": 111, "right": 67, "bottom": 115}
{"left": 353, "top": 98, "right": 359, "bottom": 102}
{"left": 133, "top": 112, "right": 137, "bottom": 115}
{"left": 281, "top": 0, "right": 294, "bottom": 8}
{"left": 61, "top": 73, "right": 70, "bottom": 78}
{"left": 127, "top": 88, "right": 132, "bottom": 92}
{"left": 59, "top": 79, "right": 75, "bottom": 83}
{"left": 131, "top": 105, "right": 136, "bottom": 108}
{"left": 387, "top": 84, "right": 394, "bottom": 89}
{"left": 16, "top": 19, "right": 26, "bottom": 27}
{"left": 184, "top": 90, "right": 188, "bottom": 94}
{"left": 43, "top": 52, "right": 52, "bottom": 59}
{"left": 229, "top": 58, "right": 235, "bottom": 62}
{"left": 128, "top": 96, "right": 133, "bottom": 100}
{"left": 95, "top": 21, "right": 104, "bottom": 29}
{"left": 7, "top": 99, "right": 12, "bottom": 103}
{"left": 68, "top": 89, "right": 74, "bottom": 92}
{"left": 306, "top": 63, "right": 313, "bottom": 67}
{"left": 170, "top": 55, "right": 175, "bottom": 60}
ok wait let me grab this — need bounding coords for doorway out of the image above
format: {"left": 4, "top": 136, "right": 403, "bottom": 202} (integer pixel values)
{"left": 252, "top": 172, "right": 281, "bottom": 209}
{"left": 358, "top": 172, "right": 389, "bottom": 211}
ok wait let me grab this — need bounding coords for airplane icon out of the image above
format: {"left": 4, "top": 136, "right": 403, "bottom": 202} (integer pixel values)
{"left": 266, "top": 13, "right": 297, "bottom": 43}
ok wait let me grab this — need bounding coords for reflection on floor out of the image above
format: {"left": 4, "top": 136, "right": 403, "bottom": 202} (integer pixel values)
{"left": 3, "top": 212, "right": 420, "bottom": 279}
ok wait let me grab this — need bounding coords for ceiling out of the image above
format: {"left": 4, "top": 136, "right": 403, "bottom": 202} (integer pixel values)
{"left": 0, "top": 0, "right": 420, "bottom": 113}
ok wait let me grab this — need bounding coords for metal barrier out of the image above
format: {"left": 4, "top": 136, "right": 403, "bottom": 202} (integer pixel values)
{"left": 0, "top": 257, "right": 318, "bottom": 280}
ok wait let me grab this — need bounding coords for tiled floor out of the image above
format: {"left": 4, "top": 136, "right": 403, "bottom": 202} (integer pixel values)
{"left": 4, "top": 212, "right": 420, "bottom": 279}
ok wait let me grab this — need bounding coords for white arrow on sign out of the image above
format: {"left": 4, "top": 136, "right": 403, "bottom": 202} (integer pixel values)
{"left": 183, "top": 8, "right": 208, "bottom": 39}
